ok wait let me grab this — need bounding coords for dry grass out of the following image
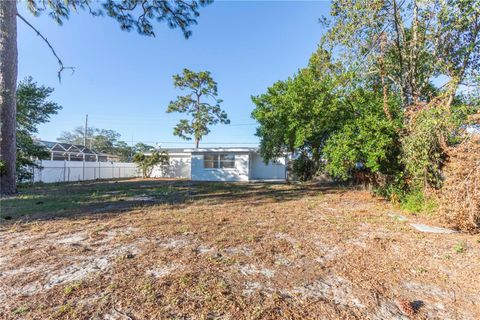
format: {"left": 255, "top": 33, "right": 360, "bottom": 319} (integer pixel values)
{"left": 1, "top": 179, "right": 479, "bottom": 319}
{"left": 439, "top": 135, "right": 480, "bottom": 232}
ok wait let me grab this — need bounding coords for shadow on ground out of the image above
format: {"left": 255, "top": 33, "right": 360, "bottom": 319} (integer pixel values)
{"left": 0, "top": 178, "right": 341, "bottom": 223}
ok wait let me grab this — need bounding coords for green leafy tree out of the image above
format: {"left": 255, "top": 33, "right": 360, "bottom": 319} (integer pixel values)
{"left": 58, "top": 127, "right": 96, "bottom": 146}
{"left": 58, "top": 127, "right": 143, "bottom": 161}
{"left": 112, "top": 141, "right": 133, "bottom": 162}
{"left": 322, "top": 88, "right": 402, "bottom": 181}
{"left": 324, "top": 0, "right": 480, "bottom": 189}
{"left": 253, "top": 72, "right": 401, "bottom": 182}
{"left": 253, "top": 48, "right": 403, "bottom": 183}
{"left": 167, "top": 69, "right": 230, "bottom": 148}
{"left": 17, "top": 77, "right": 62, "bottom": 182}
{"left": 58, "top": 127, "right": 121, "bottom": 153}
{"left": 0, "top": 0, "right": 212, "bottom": 194}
{"left": 110, "top": 142, "right": 155, "bottom": 162}
{"left": 324, "top": 0, "right": 480, "bottom": 109}
{"left": 133, "top": 151, "right": 169, "bottom": 178}
{"left": 317, "top": 0, "right": 480, "bottom": 197}
{"left": 252, "top": 49, "right": 343, "bottom": 178}
{"left": 133, "top": 142, "right": 155, "bottom": 153}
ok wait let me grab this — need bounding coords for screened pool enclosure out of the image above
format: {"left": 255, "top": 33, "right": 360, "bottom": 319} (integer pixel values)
{"left": 38, "top": 140, "right": 110, "bottom": 162}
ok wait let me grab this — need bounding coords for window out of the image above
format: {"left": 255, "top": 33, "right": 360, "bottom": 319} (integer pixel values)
{"left": 204, "top": 154, "right": 219, "bottom": 168}
{"left": 220, "top": 154, "right": 235, "bottom": 168}
{"left": 203, "top": 153, "right": 235, "bottom": 169}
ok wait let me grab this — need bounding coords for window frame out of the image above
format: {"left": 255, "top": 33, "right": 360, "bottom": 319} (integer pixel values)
{"left": 203, "top": 154, "right": 219, "bottom": 169}
{"left": 203, "top": 153, "right": 236, "bottom": 170}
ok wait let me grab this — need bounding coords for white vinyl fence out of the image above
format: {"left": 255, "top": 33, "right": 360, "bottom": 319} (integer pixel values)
{"left": 32, "top": 160, "right": 140, "bottom": 183}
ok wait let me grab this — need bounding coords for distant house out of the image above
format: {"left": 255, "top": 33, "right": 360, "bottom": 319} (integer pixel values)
{"left": 150, "top": 147, "right": 287, "bottom": 182}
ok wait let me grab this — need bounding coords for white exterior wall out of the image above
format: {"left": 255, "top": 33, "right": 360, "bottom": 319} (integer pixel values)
{"left": 32, "top": 160, "right": 139, "bottom": 183}
{"left": 191, "top": 152, "right": 249, "bottom": 181}
{"left": 249, "top": 153, "right": 287, "bottom": 180}
{"left": 151, "top": 154, "right": 191, "bottom": 179}
{"left": 30, "top": 151, "right": 286, "bottom": 183}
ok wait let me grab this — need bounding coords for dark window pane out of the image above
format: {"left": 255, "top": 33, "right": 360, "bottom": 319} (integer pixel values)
{"left": 204, "top": 153, "right": 219, "bottom": 168}
{"left": 219, "top": 154, "right": 235, "bottom": 168}
{"left": 204, "top": 161, "right": 217, "bottom": 168}
{"left": 204, "top": 154, "right": 217, "bottom": 162}
{"left": 220, "top": 161, "right": 234, "bottom": 168}
{"left": 220, "top": 154, "right": 235, "bottom": 161}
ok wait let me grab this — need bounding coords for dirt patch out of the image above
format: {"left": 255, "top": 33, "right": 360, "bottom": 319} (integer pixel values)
{"left": 54, "top": 233, "right": 88, "bottom": 244}
{"left": 238, "top": 264, "right": 275, "bottom": 278}
{"left": 0, "top": 180, "right": 479, "bottom": 319}
{"left": 146, "top": 263, "right": 183, "bottom": 278}
{"left": 157, "top": 238, "right": 190, "bottom": 249}
{"left": 290, "top": 275, "right": 364, "bottom": 308}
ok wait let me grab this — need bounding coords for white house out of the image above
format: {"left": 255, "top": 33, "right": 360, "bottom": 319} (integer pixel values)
{"left": 150, "top": 147, "right": 287, "bottom": 182}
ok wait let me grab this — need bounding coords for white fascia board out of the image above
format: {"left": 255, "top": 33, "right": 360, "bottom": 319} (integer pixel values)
{"left": 187, "top": 148, "right": 258, "bottom": 153}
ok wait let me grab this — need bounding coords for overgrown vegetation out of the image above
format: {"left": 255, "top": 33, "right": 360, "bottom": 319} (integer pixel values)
{"left": 252, "top": 0, "right": 480, "bottom": 230}
{"left": 439, "top": 135, "right": 480, "bottom": 232}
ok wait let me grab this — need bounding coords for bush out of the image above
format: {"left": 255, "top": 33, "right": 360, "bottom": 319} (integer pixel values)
{"left": 401, "top": 106, "right": 453, "bottom": 189}
{"left": 133, "top": 151, "right": 169, "bottom": 178}
{"left": 373, "top": 174, "right": 407, "bottom": 204}
{"left": 292, "top": 154, "right": 318, "bottom": 181}
{"left": 439, "top": 136, "right": 480, "bottom": 232}
{"left": 400, "top": 189, "right": 437, "bottom": 214}
{"left": 373, "top": 174, "right": 437, "bottom": 213}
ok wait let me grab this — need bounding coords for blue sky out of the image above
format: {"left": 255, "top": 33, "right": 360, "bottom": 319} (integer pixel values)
{"left": 18, "top": 1, "right": 330, "bottom": 148}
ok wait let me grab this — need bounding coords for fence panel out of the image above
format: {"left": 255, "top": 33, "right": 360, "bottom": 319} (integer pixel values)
{"left": 32, "top": 160, "right": 139, "bottom": 183}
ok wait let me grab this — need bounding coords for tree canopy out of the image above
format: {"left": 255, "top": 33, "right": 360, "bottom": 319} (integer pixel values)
{"left": 58, "top": 127, "right": 155, "bottom": 161}
{"left": 253, "top": 0, "right": 480, "bottom": 207}
{"left": 324, "top": 0, "right": 480, "bottom": 108}
{"left": 167, "top": 69, "right": 230, "bottom": 148}
{"left": 251, "top": 56, "right": 340, "bottom": 165}
{"left": 252, "top": 52, "right": 402, "bottom": 181}
{"left": 59, "top": 127, "right": 121, "bottom": 152}
{"left": 16, "top": 77, "right": 62, "bottom": 181}
{"left": 26, "top": 0, "right": 213, "bottom": 38}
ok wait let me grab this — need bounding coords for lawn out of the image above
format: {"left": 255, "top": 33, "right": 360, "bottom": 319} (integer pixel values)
{"left": 0, "top": 179, "right": 479, "bottom": 319}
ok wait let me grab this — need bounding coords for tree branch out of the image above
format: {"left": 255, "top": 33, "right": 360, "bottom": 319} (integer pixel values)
{"left": 16, "top": 12, "right": 74, "bottom": 82}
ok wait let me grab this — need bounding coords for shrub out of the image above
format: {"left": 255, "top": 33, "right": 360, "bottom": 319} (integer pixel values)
{"left": 372, "top": 172, "right": 406, "bottom": 202}
{"left": 133, "top": 151, "right": 169, "bottom": 178}
{"left": 401, "top": 106, "right": 453, "bottom": 190}
{"left": 438, "top": 136, "right": 480, "bottom": 233}
{"left": 292, "top": 153, "right": 318, "bottom": 181}
{"left": 373, "top": 177, "right": 437, "bottom": 213}
{"left": 400, "top": 189, "right": 437, "bottom": 214}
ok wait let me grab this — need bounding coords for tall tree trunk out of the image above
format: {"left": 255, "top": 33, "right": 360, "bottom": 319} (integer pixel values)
{"left": 0, "top": 0, "right": 17, "bottom": 195}
{"left": 195, "top": 93, "right": 200, "bottom": 149}
{"left": 379, "top": 32, "right": 393, "bottom": 121}
{"left": 410, "top": 0, "right": 419, "bottom": 104}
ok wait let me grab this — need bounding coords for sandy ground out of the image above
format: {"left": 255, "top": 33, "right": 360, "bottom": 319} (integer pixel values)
{"left": 0, "top": 180, "right": 479, "bottom": 319}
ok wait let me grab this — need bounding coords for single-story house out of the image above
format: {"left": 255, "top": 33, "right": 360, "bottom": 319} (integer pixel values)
{"left": 150, "top": 147, "right": 287, "bottom": 182}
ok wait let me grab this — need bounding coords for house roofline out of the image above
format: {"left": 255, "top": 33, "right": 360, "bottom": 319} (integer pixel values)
{"left": 147, "top": 147, "right": 260, "bottom": 154}
{"left": 187, "top": 147, "right": 258, "bottom": 153}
